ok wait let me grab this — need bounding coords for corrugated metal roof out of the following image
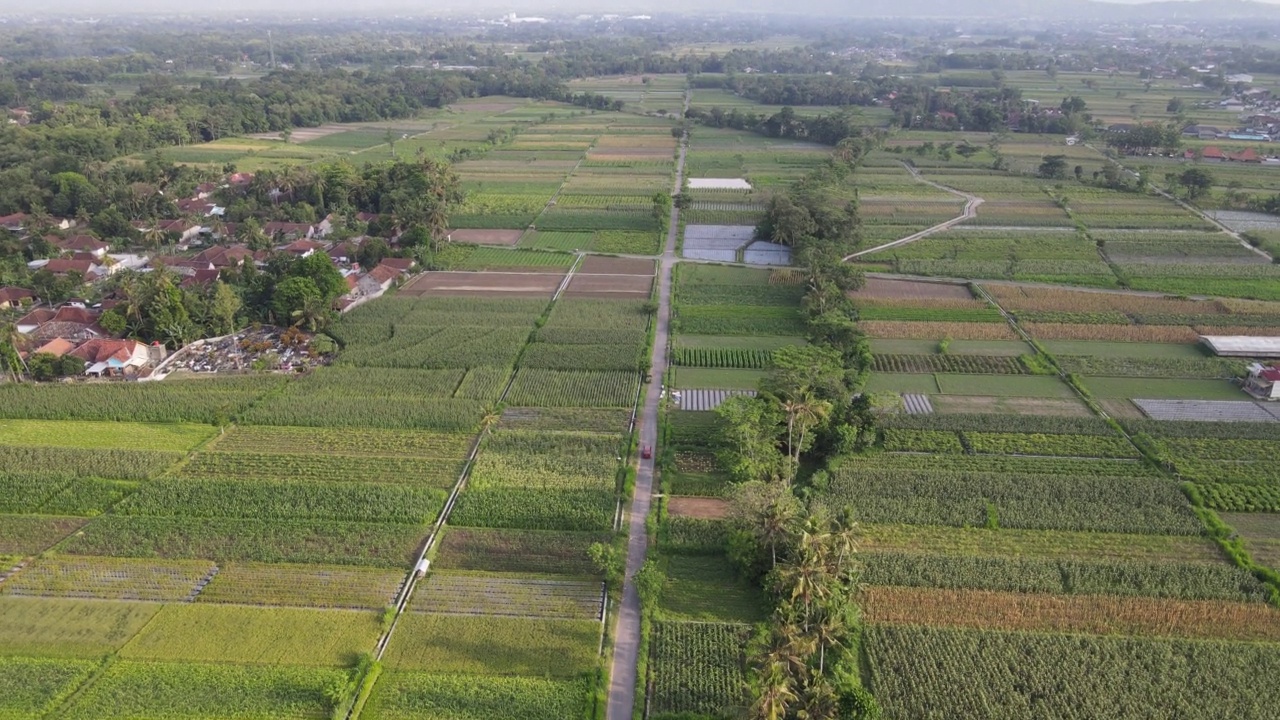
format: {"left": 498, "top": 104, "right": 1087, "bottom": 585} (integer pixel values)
{"left": 1200, "top": 336, "right": 1280, "bottom": 357}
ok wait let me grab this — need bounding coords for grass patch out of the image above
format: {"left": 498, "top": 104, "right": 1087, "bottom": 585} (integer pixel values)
{"left": 1042, "top": 341, "right": 1210, "bottom": 359}
{"left": 382, "top": 614, "right": 599, "bottom": 676}
{"left": 364, "top": 672, "right": 590, "bottom": 720}
{"left": 864, "top": 373, "right": 941, "bottom": 394}
{"left": 0, "top": 597, "right": 161, "bottom": 657}
{"left": 675, "top": 334, "right": 806, "bottom": 350}
{"left": 935, "top": 374, "right": 1074, "bottom": 397}
{"left": 120, "top": 604, "right": 381, "bottom": 666}
{"left": 1081, "top": 377, "right": 1245, "bottom": 400}
{"left": 659, "top": 553, "right": 767, "bottom": 623}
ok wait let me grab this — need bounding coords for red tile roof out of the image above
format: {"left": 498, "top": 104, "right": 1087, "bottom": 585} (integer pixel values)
{"left": 56, "top": 235, "right": 109, "bottom": 253}
{"left": 17, "top": 308, "right": 56, "bottom": 327}
{"left": 380, "top": 257, "right": 415, "bottom": 272}
{"left": 1201, "top": 146, "right": 1226, "bottom": 159}
{"left": 367, "top": 264, "right": 400, "bottom": 285}
{"left": 69, "top": 338, "right": 139, "bottom": 364}
{"left": 33, "top": 337, "right": 77, "bottom": 357}
{"left": 51, "top": 306, "right": 99, "bottom": 325}
{"left": 1260, "top": 367, "right": 1280, "bottom": 382}
{"left": 43, "top": 259, "right": 97, "bottom": 276}
{"left": 0, "top": 286, "right": 35, "bottom": 304}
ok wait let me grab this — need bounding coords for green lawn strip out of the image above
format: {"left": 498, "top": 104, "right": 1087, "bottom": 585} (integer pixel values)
{"left": 863, "top": 373, "right": 941, "bottom": 394}
{"left": 363, "top": 672, "right": 591, "bottom": 720}
{"left": 120, "top": 604, "right": 381, "bottom": 666}
{"left": 861, "top": 523, "right": 1228, "bottom": 564}
{"left": 867, "top": 338, "right": 940, "bottom": 355}
{"left": 657, "top": 553, "right": 767, "bottom": 623}
{"left": 675, "top": 334, "right": 807, "bottom": 350}
{"left": 671, "top": 367, "right": 766, "bottom": 390}
{"left": 0, "top": 420, "right": 215, "bottom": 452}
{"left": 936, "top": 374, "right": 1075, "bottom": 398}
{"left": 381, "top": 614, "right": 599, "bottom": 676}
{"left": 1080, "top": 377, "right": 1245, "bottom": 400}
{"left": 1041, "top": 340, "right": 1207, "bottom": 359}
{"left": 0, "top": 597, "right": 162, "bottom": 658}
{"left": 57, "top": 661, "right": 347, "bottom": 720}
{"left": 947, "top": 340, "right": 1036, "bottom": 356}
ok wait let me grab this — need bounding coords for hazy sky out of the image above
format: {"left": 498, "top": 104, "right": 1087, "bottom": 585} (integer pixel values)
{"left": 0, "top": 0, "right": 1272, "bottom": 11}
{"left": 1, "top": 0, "right": 1278, "bottom": 14}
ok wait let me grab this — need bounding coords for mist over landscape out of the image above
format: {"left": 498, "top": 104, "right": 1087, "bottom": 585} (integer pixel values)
{"left": 0, "top": 1, "right": 1279, "bottom": 719}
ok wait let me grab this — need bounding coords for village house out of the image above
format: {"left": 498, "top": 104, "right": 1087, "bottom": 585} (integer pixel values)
{"left": 41, "top": 258, "right": 104, "bottom": 282}
{"left": 192, "top": 245, "right": 259, "bottom": 268}
{"left": 281, "top": 239, "right": 326, "bottom": 258}
{"left": 379, "top": 257, "right": 416, "bottom": 273}
{"left": 30, "top": 337, "right": 77, "bottom": 358}
{"left": 0, "top": 286, "right": 35, "bottom": 309}
{"left": 263, "top": 222, "right": 315, "bottom": 241}
{"left": 357, "top": 263, "right": 401, "bottom": 296}
{"left": 69, "top": 338, "right": 152, "bottom": 377}
{"left": 0, "top": 212, "right": 28, "bottom": 231}
{"left": 54, "top": 235, "right": 110, "bottom": 259}
{"left": 1243, "top": 363, "right": 1280, "bottom": 400}
{"left": 18, "top": 305, "right": 106, "bottom": 343}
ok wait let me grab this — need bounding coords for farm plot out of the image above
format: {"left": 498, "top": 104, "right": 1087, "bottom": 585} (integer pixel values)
{"left": 0, "top": 419, "right": 214, "bottom": 452}
{"left": 649, "top": 622, "right": 750, "bottom": 719}
{"left": 564, "top": 273, "right": 653, "bottom": 299}
{"left": 0, "top": 516, "right": 88, "bottom": 555}
{"left": 381, "top": 614, "right": 599, "bottom": 676}
{"left": 447, "top": 229, "right": 524, "bottom": 246}
{"left": 673, "top": 388, "right": 757, "bottom": 411}
{"left": 65, "top": 515, "right": 425, "bottom": 568}
{"left": 120, "top": 604, "right": 381, "bottom": 666}
{"left": 505, "top": 368, "right": 638, "bottom": 407}
{"left": 411, "top": 572, "right": 604, "bottom": 620}
{"left": 181, "top": 451, "right": 463, "bottom": 488}
{"left": 0, "top": 375, "right": 282, "bottom": 424}
{"left": 212, "top": 426, "right": 470, "bottom": 459}
{"left": 498, "top": 407, "right": 632, "bottom": 433}
{"left": 866, "top": 625, "right": 1280, "bottom": 720}
{"left": 863, "top": 586, "right": 1280, "bottom": 641}
{"left": 849, "top": 277, "right": 977, "bottom": 300}
{"left": 1133, "top": 399, "right": 1278, "bottom": 423}
{"left": 432, "top": 527, "right": 609, "bottom": 576}
{"left": 58, "top": 661, "right": 347, "bottom": 720}
{"left": 197, "top": 562, "right": 406, "bottom": 609}
{"left": 400, "top": 271, "right": 564, "bottom": 298}
{"left": 364, "top": 672, "right": 590, "bottom": 720}
{"left": 1220, "top": 514, "right": 1280, "bottom": 571}
{"left": 0, "top": 555, "right": 214, "bottom": 602}
{"left": 0, "top": 596, "right": 162, "bottom": 657}
{"left": 0, "top": 656, "right": 96, "bottom": 720}
{"left": 1082, "top": 377, "right": 1244, "bottom": 400}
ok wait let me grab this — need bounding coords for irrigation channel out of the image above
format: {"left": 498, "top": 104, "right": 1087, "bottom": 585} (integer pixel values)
{"left": 606, "top": 88, "right": 689, "bottom": 720}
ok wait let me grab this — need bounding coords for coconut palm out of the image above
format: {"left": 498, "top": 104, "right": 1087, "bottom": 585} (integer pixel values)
{"left": 290, "top": 295, "right": 330, "bottom": 333}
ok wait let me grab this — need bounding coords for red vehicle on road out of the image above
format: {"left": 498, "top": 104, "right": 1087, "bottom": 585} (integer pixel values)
{"left": 641, "top": 445, "right": 653, "bottom": 459}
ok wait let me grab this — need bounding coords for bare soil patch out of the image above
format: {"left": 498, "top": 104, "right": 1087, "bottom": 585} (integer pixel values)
{"left": 1099, "top": 398, "right": 1145, "bottom": 419}
{"left": 400, "top": 271, "right": 562, "bottom": 298}
{"left": 447, "top": 229, "right": 524, "bottom": 246}
{"left": 564, "top": 274, "right": 653, "bottom": 298}
{"left": 667, "top": 497, "right": 729, "bottom": 520}
{"left": 852, "top": 278, "right": 974, "bottom": 300}
{"left": 448, "top": 101, "right": 524, "bottom": 113}
{"left": 579, "top": 256, "right": 656, "bottom": 275}
{"left": 932, "top": 395, "right": 1093, "bottom": 417}
{"left": 249, "top": 124, "right": 349, "bottom": 142}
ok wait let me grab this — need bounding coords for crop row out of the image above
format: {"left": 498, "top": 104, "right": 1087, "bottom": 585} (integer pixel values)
{"left": 411, "top": 572, "right": 604, "bottom": 620}
{"left": 880, "top": 413, "right": 1115, "bottom": 435}
{"left": 1056, "top": 355, "right": 1244, "bottom": 379}
{"left": 1, "top": 556, "right": 213, "bottom": 602}
{"left": 197, "top": 562, "right": 405, "bottom": 609}
{"left": 649, "top": 622, "right": 749, "bottom": 718}
{"left": 1190, "top": 483, "right": 1280, "bottom": 512}
{"left": 0, "top": 656, "right": 96, "bottom": 720}
{"left": 213, "top": 426, "right": 471, "bottom": 458}
{"left": 65, "top": 515, "right": 423, "bottom": 568}
{"left": 120, "top": 478, "right": 446, "bottom": 525}
{"left": 433, "top": 527, "right": 609, "bottom": 576}
{"left": 0, "top": 376, "right": 282, "bottom": 424}
{"left": 966, "top": 432, "right": 1140, "bottom": 459}
{"left": 676, "top": 283, "right": 804, "bottom": 308}
{"left": 449, "top": 487, "right": 616, "bottom": 532}
{"left": 505, "top": 368, "right": 638, "bottom": 408}
{"left": 520, "top": 342, "right": 644, "bottom": 372}
{"left": 672, "top": 347, "right": 774, "bottom": 369}
{"left": 824, "top": 469, "right": 1200, "bottom": 535}
{"left": 882, "top": 428, "right": 966, "bottom": 454}
{"left": 181, "top": 451, "right": 463, "bottom": 488}
{"left": 872, "top": 354, "right": 1027, "bottom": 374}
{"left": 338, "top": 326, "right": 531, "bottom": 370}
{"left": 865, "top": 625, "right": 1280, "bottom": 720}
{"left": 835, "top": 453, "right": 1158, "bottom": 478}
{"left": 0, "top": 473, "right": 134, "bottom": 516}
{"left": 0, "top": 445, "right": 181, "bottom": 481}
{"left": 499, "top": 407, "right": 632, "bottom": 433}
{"left": 676, "top": 305, "right": 806, "bottom": 336}
{"left": 241, "top": 395, "right": 484, "bottom": 432}
{"left": 858, "top": 306, "right": 1005, "bottom": 323}
{"left": 862, "top": 551, "right": 1267, "bottom": 602}
{"left": 365, "top": 672, "right": 590, "bottom": 720}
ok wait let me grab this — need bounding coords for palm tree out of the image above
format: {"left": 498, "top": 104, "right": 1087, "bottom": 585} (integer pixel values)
{"left": 760, "top": 499, "right": 798, "bottom": 569}
{"left": 796, "top": 675, "right": 839, "bottom": 720}
{"left": 0, "top": 321, "right": 26, "bottom": 382}
{"left": 291, "top": 295, "right": 330, "bottom": 333}
{"left": 779, "top": 539, "right": 833, "bottom": 629}
{"left": 142, "top": 223, "right": 165, "bottom": 252}
{"left": 751, "top": 668, "right": 798, "bottom": 720}
{"left": 810, "top": 605, "right": 846, "bottom": 675}
{"left": 780, "top": 390, "right": 832, "bottom": 470}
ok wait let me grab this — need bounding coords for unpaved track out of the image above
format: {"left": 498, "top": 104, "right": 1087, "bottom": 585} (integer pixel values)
{"left": 606, "top": 89, "right": 687, "bottom": 720}
{"left": 843, "top": 162, "right": 983, "bottom": 261}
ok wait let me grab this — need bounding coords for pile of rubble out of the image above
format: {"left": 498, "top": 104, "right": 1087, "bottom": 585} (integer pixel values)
{"left": 162, "top": 326, "right": 333, "bottom": 375}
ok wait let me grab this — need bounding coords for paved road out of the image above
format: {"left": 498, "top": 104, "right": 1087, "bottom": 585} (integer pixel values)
{"left": 606, "top": 97, "right": 687, "bottom": 720}
{"left": 843, "top": 162, "right": 983, "bottom": 261}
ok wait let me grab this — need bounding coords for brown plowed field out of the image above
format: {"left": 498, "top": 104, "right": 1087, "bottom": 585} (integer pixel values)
{"left": 851, "top": 277, "right": 973, "bottom": 300}
{"left": 400, "top": 271, "right": 562, "bottom": 298}
{"left": 579, "top": 256, "right": 656, "bottom": 275}
{"left": 667, "top": 497, "right": 729, "bottom": 520}
{"left": 564, "top": 274, "right": 653, "bottom": 298}
{"left": 446, "top": 229, "right": 524, "bottom": 246}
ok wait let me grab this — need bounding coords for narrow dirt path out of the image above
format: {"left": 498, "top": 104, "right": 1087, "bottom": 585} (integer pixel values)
{"left": 843, "top": 162, "right": 983, "bottom": 261}
{"left": 606, "top": 89, "right": 688, "bottom": 720}
{"left": 1085, "top": 144, "right": 1274, "bottom": 262}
